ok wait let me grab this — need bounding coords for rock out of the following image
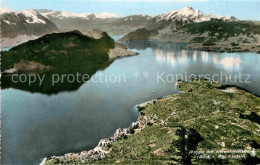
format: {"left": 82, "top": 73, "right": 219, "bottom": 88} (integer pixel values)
{"left": 3, "top": 68, "right": 16, "bottom": 73}
{"left": 171, "top": 112, "right": 177, "bottom": 116}
{"left": 84, "top": 29, "right": 104, "bottom": 39}
{"left": 161, "top": 120, "right": 168, "bottom": 126}
{"left": 114, "top": 128, "right": 128, "bottom": 140}
{"left": 98, "top": 138, "right": 113, "bottom": 148}
{"left": 108, "top": 46, "right": 138, "bottom": 58}
{"left": 153, "top": 148, "right": 165, "bottom": 156}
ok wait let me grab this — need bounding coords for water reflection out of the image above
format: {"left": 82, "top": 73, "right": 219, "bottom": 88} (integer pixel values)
{"left": 220, "top": 56, "right": 243, "bottom": 69}
{"left": 178, "top": 50, "right": 187, "bottom": 64}
{"left": 2, "top": 40, "right": 260, "bottom": 164}
{"left": 1, "top": 61, "right": 112, "bottom": 95}
{"left": 154, "top": 46, "right": 243, "bottom": 70}
{"left": 167, "top": 52, "right": 175, "bottom": 65}
{"left": 193, "top": 50, "right": 197, "bottom": 61}
{"left": 155, "top": 48, "right": 164, "bottom": 62}
{"left": 156, "top": 48, "right": 188, "bottom": 65}
{"left": 213, "top": 53, "right": 218, "bottom": 64}
{"left": 202, "top": 51, "right": 209, "bottom": 62}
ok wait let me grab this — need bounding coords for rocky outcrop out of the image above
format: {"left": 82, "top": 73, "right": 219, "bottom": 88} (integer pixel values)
{"left": 84, "top": 29, "right": 104, "bottom": 39}
{"left": 3, "top": 60, "right": 53, "bottom": 73}
{"left": 108, "top": 43, "right": 139, "bottom": 58}
{"left": 14, "top": 60, "right": 53, "bottom": 72}
{"left": 83, "top": 29, "right": 138, "bottom": 58}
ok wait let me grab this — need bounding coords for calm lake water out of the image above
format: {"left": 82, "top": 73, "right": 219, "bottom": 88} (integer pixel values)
{"left": 2, "top": 40, "right": 260, "bottom": 164}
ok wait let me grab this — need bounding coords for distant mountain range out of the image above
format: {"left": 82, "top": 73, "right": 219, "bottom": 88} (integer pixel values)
{"left": 119, "top": 7, "right": 260, "bottom": 54}
{"left": 155, "top": 6, "right": 238, "bottom": 23}
{"left": 143, "top": 6, "right": 238, "bottom": 31}
{"left": 37, "top": 9, "right": 118, "bottom": 19}
{"left": 0, "top": 8, "right": 58, "bottom": 38}
{"left": 0, "top": 8, "right": 58, "bottom": 48}
{"left": 35, "top": 9, "right": 152, "bottom": 36}
{"left": 0, "top": 6, "right": 242, "bottom": 48}
{"left": 119, "top": 6, "right": 241, "bottom": 42}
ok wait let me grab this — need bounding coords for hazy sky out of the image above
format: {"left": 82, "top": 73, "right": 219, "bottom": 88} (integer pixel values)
{"left": 2, "top": 0, "right": 260, "bottom": 20}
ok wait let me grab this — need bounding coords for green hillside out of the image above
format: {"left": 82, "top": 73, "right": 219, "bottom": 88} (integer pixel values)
{"left": 182, "top": 19, "right": 260, "bottom": 41}
{"left": 96, "top": 79, "right": 260, "bottom": 164}
{"left": 44, "top": 79, "right": 260, "bottom": 164}
{"left": 119, "top": 28, "right": 158, "bottom": 42}
{"left": 1, "top": 30, "right": 115, "bottom": 71}
{"left": 1, "top": 30, "right": 115, "bottom": 94}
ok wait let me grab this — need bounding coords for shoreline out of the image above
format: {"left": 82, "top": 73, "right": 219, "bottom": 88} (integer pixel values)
{"left": 120, "top": 39, "right": 260, "bottom": 54}
{"left": 40, "top": 97, "right": 168, "bottom": 164}
{"left": 41, "top": 79, "right": 260, "bottom": 164}
{"left": 186, "top": 43, "right": 260, "bottom": 54}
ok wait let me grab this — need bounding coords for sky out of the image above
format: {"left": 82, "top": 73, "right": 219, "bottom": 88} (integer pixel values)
{"left": 2, "top": 0, "right": 260, "bottom": 20}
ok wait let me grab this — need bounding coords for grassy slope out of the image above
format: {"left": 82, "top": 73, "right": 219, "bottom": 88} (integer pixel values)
{"left": 182, "top": 19, "right": 260, "bottom": 45}
{"left": 1, "top": 30, "right": 115, "bottom": 71}
{"left": 119, "top": 28, "right": 159, "bottom": 42}
{"left": 95, "top": 79, "right": 260, "bottom": 164}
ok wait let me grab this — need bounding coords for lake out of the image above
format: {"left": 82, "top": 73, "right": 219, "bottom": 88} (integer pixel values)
{"left": 2, "top": 40, "right": 260, "bottom": 164}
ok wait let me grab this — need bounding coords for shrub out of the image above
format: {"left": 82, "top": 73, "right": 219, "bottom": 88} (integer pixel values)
{"left": 231, "top": 42, "right": 239, "bottom": 46}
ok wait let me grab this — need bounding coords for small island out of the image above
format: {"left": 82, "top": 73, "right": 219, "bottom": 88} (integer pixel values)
{"left": 1, "top": 30, "right": 138, "bottom": 94}
{"left": 2, "top": 30, "right": 137, "bottom": 73}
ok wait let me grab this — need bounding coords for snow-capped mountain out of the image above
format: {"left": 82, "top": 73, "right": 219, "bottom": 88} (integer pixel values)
{"left": 35, "top": 10, "right": 151, "bottom": 35}
{"left": 112, "top": 14, "right": 152, "bottom": 26}
{"left": 122, "top": 14, "right": 151, "bottom": 21}
{"left": 39, "top": 10, "right": 118, "bottom": 20}
{"left": 155, "top": 6, "right": 238, "bottom": 23}
{"left": 0, "top": 8, "right": 58, "bottom": 38}
{"left": 42, "top": 11, "right": 92, "bottom": 19}
{"left": 95, "top": 12, "right": 118, "bottom": 19}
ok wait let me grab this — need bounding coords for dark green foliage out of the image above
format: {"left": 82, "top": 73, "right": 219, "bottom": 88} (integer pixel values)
{"left": 251, "top": 140, "right": 260, "bottom": 149}
{"left": 1, "top": 31, "right": 115, "bottom": 70}
{"left": 233, "top": 46, "right": 241, "bottom": 49}
{"left": 129, "top": 127, "right": 135, "bottom": 134}
{"left": 239, "top": 112, "right": 260, "bottom": 124}
{"left": 241, "top": 154, "right": 260, "bottom": 164}
{"left": 1, "top": 31, "right": 115, "bottom": 94}
{"left": 231, "top": 42, "right": 239, "bottom": 46}
{"left": 202, "top": 41, "right": 216, "bottom": 46}
{"left": 1, "top": 61, "right": 112, "bottom": 95}
{"left": 174, "top": 127, "right": 188, "bottom": 164}
{"left": 206, "top": 157, "right": 230, "bottom": 164}
{"left": 202, "top": 38, "right": 217, "bottom": 46}
{"left": 182, "top": 19, "right": 259, "bottom": 40}
{"left": 172, "top": 127, "right": 203, "bottom": 164}
{"left": 191, "top": 37, "right": 205, "bottom": 43}
{"left": 120, "top": 28, "right": 159, "bottom": 42}
{"left": 147, "top": 122, "right": 153, "bottom": 126}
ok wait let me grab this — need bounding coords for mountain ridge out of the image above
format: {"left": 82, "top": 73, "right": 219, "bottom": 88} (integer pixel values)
{"left": 154, "top": 6, "right": 238, "bottom": 23}
{"left": 0, "top": 8, "right": 58, "bottom": 38}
